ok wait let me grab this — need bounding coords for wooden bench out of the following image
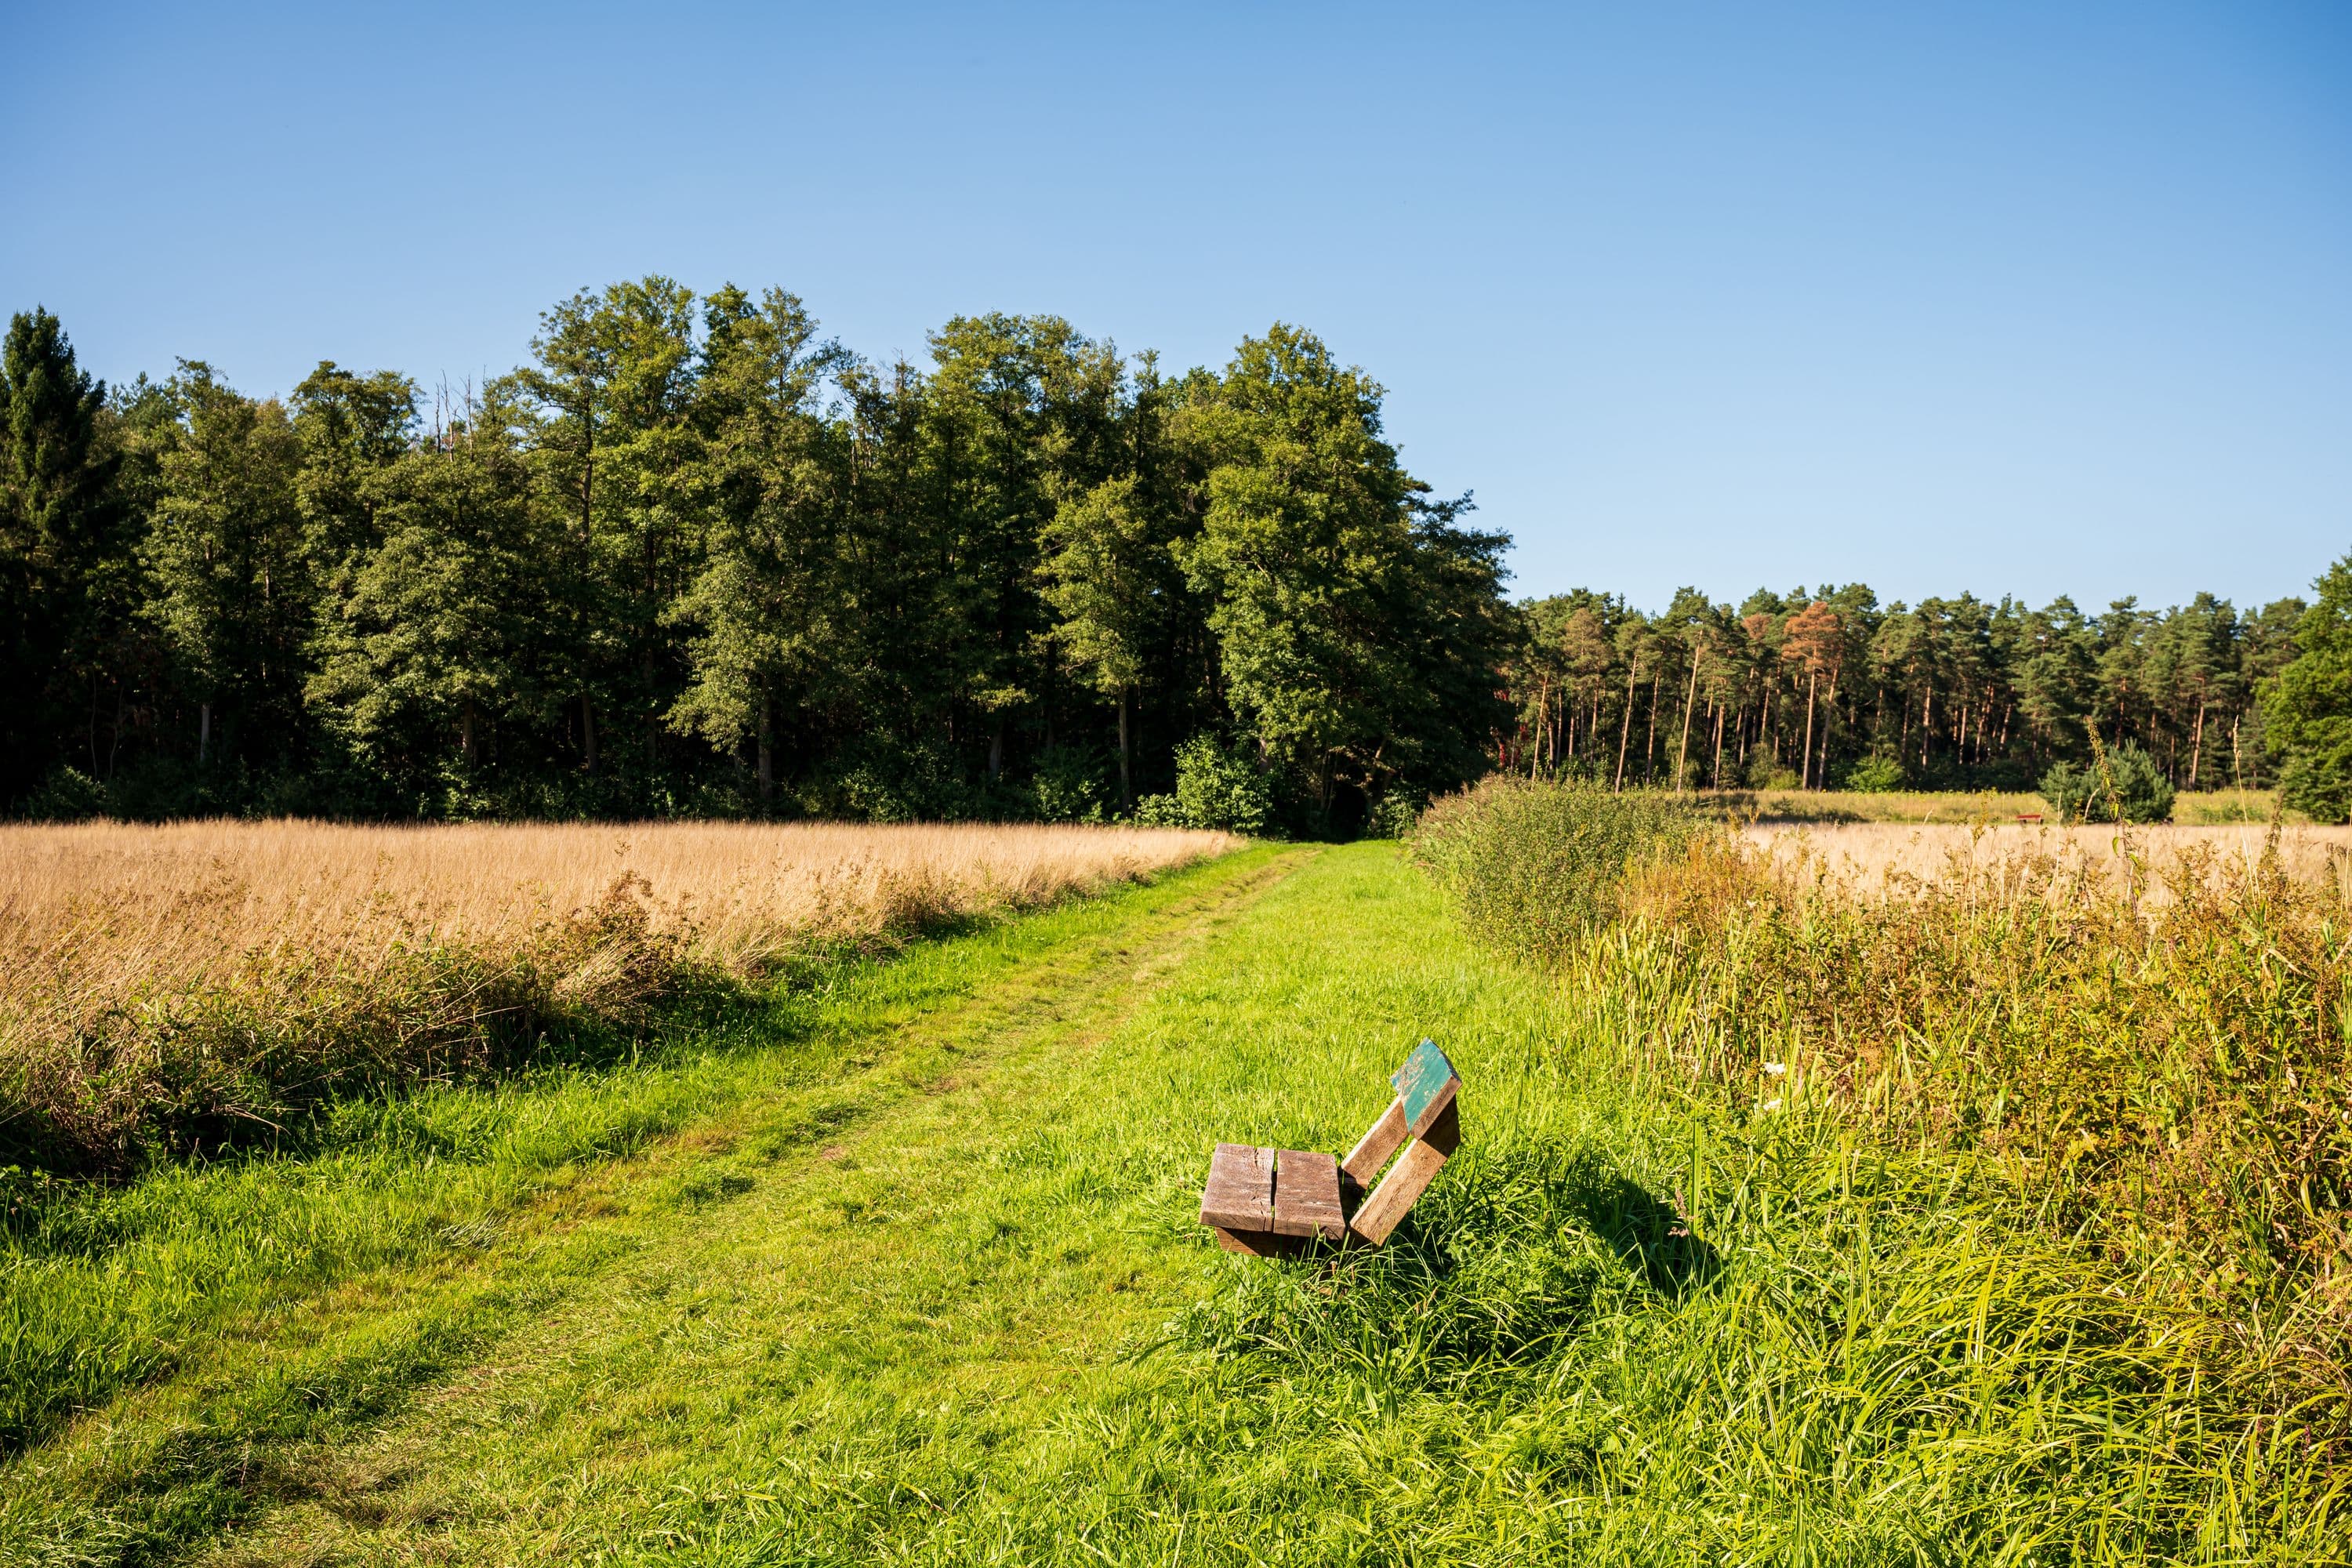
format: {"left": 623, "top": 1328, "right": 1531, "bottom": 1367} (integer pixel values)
{"left": 1198, "top": 1039, "right": 1461, "bottom": 1255}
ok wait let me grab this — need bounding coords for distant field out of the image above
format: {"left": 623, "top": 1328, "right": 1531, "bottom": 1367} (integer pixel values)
{"left": 1744, "top": 818, "right": 2352, "bottom": 901}
{"left": 0, "top": 818, "right": 1236, "bottom": 983}
{"left": 0, "top": 820, "right": 1236, "bottom": 1173}
{"left": 1704, "top": 786, "right": 2289, "bottom": 825}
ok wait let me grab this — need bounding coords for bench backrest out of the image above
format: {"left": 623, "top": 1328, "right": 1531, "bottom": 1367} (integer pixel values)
{"left": 1340, "top": 1038, "right": 1461, "bottom": 1245}
{"left": 1391, "top": 1037, "right": 1459, "bottom": 1138}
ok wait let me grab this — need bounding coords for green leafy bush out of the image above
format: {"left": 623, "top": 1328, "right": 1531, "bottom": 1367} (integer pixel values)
{"left": 1169, "top": 735, "right": 1273, "bottom": 835}
{"left": 1410, "top": 778, "right": 1707, "bottom": 963}
{"left": 1365, "top": 789, "right": 1421, "bottom": 840}
{"left": 2039, "top": 742, "right": 2175, "bottom": 823}
{"left": 1841, "top": 753, "right": 1906, "bottom": 793}
{"left": 1128, "top": 793, "right": 1183, "bottom": 826}
{"left": 1027, "top": 746, "right": 1108, "bottom": 823}
{"left": 22, "top": 768, "right": 107, "bottom": 822}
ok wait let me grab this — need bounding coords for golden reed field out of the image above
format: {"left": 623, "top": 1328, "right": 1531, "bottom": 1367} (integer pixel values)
{"left": 0, "top": 820, "right": 1236, "bottom": 1169}
{"left": 1, "top": 818, "right": 1237, "bottom": 985}
{"left": 1744, "top": 819, "right": 2352, "bottom": 903}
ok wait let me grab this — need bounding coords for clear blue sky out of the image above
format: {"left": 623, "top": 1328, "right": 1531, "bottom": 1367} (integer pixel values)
{"left": 6, "top": 1, "right": 2347, "bottom": 613}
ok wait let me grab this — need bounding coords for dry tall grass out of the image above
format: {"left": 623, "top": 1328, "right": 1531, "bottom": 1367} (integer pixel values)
{"left": 0, "top": 820, "right": 1236, "bottom": 1171}
{"left": 1613, "top": 819, "right": 2352, "bottom": 1350}
{"left": 1417, "top": 782, "right": 2352, "bottom": 1424}
{"left": 1745, "top": 820, "right": 2352, "bottom": 904}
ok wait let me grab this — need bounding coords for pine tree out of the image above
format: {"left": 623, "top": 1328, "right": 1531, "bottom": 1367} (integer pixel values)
{"left": 0, "top": 309, "right": 123, "bottom": 801}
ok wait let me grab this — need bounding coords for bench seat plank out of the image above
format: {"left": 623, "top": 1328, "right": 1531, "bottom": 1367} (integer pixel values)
{"left": 1200, "top": 1142, "right": 1275, "bottom": 1232}
{"left": 1271, "top": 1149, "right": 1345, "bottom": 1241}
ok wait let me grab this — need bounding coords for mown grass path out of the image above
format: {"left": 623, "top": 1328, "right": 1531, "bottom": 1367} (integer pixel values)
{"left": 2, "top": 845, "right": 1305, "bottom": 1563}
{"left": 176, "top": 838, "right": 1614, "bottom": 1566}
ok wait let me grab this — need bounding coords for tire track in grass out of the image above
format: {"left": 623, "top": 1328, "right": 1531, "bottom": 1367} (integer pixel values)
{"left": 194, "top": 842, "right": 1389, "bottom": 1566}
{"left": 0, "top": 846, "right": 1308, "bottom": 1568}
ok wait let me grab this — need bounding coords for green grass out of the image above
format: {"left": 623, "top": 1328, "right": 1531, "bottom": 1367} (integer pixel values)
{"left": 0, "top": 847, "right": 1291, "bottom": 1559}
{"left": 4, "top": 842, "right": 2341, "bottom": 1565}
{"left": 2172, "top": 787, "right": 2291, "bottom": 823}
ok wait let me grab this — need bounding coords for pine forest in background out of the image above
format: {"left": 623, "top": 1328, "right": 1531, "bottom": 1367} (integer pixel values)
{"left": 2, "top": 285, "right": 2347, "bottom": 830}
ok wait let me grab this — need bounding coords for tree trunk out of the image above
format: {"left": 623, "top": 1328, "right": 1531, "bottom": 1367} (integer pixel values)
{"left": 460, "top": 702, "right": 477, "bottom": 768}
{"left": 198, "top": 702, "right": 212, "bottom": 767}
{"left": 1614, "top": 665, "right": 1636, "bottom": 791}
{"left": 1711, "top": 702, "right": 1726, "bottom": 788}
{"left": 1674, "top": 657, "right": 1700, "bottom": 793}
{"left": 1531, "top": 675, "right": 1549, "bottom": 779}
{"left": 1043, "top": 655, "right": 1056, "bottom": 750}
{"left": 1643, "top": 675, "right": 1661, "bottom": 783}
{"left": 2188, "top": 699, "right": 2207, "bottom": 789}
{"left": 757, "top": 691, "right": 774, "bottom": 808}
{"left": 1117, "top": 688, "right": 1133, "bottom": 808}
{"left": 1801, "top": 673, "right": 1818, "bottom": 791}
{"left": 988, "top": 721, "right": 1004, "bottom": 781}
{"left": 581, "top": 695, "right": 598, "bottom": 776}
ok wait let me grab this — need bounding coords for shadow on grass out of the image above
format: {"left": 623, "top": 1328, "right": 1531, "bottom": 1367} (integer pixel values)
{"left": 1169, "top": 1142, "right": 1722, "bottom": 1388}
{"left": 1568, "top": 1171, "right": 1722, "bottom": 1296}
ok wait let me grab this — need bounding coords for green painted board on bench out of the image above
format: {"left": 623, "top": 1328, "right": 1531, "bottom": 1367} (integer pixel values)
{"left": 1391, "top": 1038, "right": 1459, "bottom": 1140}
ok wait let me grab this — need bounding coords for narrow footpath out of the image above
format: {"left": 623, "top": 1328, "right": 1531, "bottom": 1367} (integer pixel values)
{"left": 191, "top": 840, "right": 1551, "bottom": 1565}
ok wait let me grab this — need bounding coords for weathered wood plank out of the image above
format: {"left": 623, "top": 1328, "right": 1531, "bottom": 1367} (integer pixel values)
{"left": 1391, "top": 1038, "right": 1460, "bottom": 1140}
{"left": 1212, "top": 1225, "right": 1301, "bottom": 1257}
{"left": 1347, "top": 1142, "right": 1443, "bottom": 1246}
{"left": 1346, "top": 1101, "right": 1461, "bottom": 1246}
{"left": 1199, "top": 1142, "right": 1274, "bottom": 1232}
{"left": 1419, "top": 1097, "right": 1461, "bottom": 1157}
{"left": 1341, "top": 1098, "right": 1408, "bottom": 1185}
{"left": 1271, "top": 1149, "right": 1345, "bottom": 1241}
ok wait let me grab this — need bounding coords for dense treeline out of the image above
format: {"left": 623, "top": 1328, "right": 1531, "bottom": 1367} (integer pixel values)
{"left": 0, "top": 289, "right": 1511, "bottom": 832}
{"left": 1503, "top": 582, "right": 2310, "bottom": 798}
{"left": 7, "top": 288, "right": 2347, "bottom": 829}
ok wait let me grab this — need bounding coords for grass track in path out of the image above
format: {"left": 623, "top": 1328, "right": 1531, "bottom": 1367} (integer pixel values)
{"left": 0, "top": 844, "right": 1297, "bottom": 1566}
